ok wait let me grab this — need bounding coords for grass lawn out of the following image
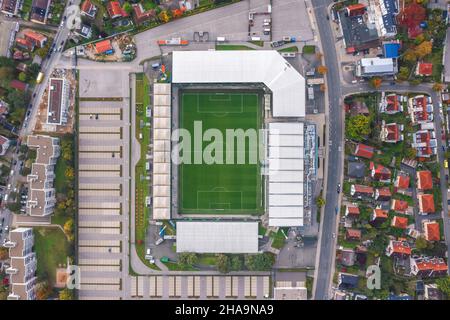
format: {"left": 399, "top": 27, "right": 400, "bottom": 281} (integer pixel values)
{"left": 197, "top": 254, "right": 217, "bottom": 266}
{"left": 54, "top": 157, "right": 68, "bottom": 194}
{"left": 279, "top": 46, "right": 299, "bottom": 53}
{"left": 302, "top": 45, "right": 316, "bottom": 54}
{"left": 215, "top": 44, "right": 255, "bottom": 50}
{"left": 258, "top": 223, "right": 267, "bottom": 236}
{"left": 248, "top": 40, "right": 264, "bottom": 47}
{"left": 271, "top": 229, "right": 287, "bottom": 249}
{"left": 34, "top": 227, "right": 70, "bottom": 285}
{"left": 163, "top": 261, "right": 198, "bottom": 271}
{"left": 179, "top": 91, "right": 263, "bottom": 215}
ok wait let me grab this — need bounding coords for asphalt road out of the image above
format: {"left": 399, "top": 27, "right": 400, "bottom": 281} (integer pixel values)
{"left": 312, "top": 0, "right": 343, "bottom": 300}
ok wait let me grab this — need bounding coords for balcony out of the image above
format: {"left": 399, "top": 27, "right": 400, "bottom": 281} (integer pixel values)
{"left": 6, "top": 267, "right": 18, "bottom": 275}
{"left": 3, "top": 241, "right": 16, "bottom": 248}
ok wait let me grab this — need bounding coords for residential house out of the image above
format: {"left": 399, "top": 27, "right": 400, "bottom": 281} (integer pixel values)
{"left": 347, "top": 161, "right": 366, "bottom": 178}
{"left": 369, "top": 0, "right": 399, "bottom": 38}
{"left": 132, "top": 3, "right": 155, "bottom": 25}
{"left": 346, "top": 100, "right": 369, "bottom": 116}
{"left": 30, "top": 0, "right": 51, "bottom": 24}
{"left": 380, "top": 121, "right": 403, "bottom": 143}
{"left": 391, "top": 216, "right": 409, "bottom": 229}
{"left": 386, "top": 239, "right": 411, "bottom": 258}
{"left": 354, "top": 143, "right": 375, "bottom": 159}
{"left": 412, "top": 130, "right": 437, "bottom": 158}
{"left": 410, "top": 256, "right": 448, "bottom": 277}
{"left": 0, "top": 135, "right": 11, "bottom": 156}
{"left": 345, "top": 204, "right": 360, "bottom": 218}
{"left": 416, "top": 62, "right": 433, "bottom": 77}
{"left": 422, "top": 220, "right": 440, "bottom": 241}
{"left": 10, "top": 79, "right": 28, "bottom": 91}
{"left": 0, "top": 100, "right": 9, "bottom": 116}
{"left": 375, "top": 187, "right": 391, "bottom": 201}
{"left": 424, "top": 284, "right": 443, "bottom": 300}
{"left": 371, "top": 208, "right": 388, "bottom": 224}
{"left": 4, "top": 228, "right": 37, "bottom": 300}
{"left": 379, "top": 92, "right": 403, "bottom": 114}
{"left": 391, "top": 199, "right": 409, "bottom": 214}
{"left": 75, "top": 24, "right": 93, "bottom": 39}
{"left": 416, "top": 171, "right": 433, "bottom": 190}
{"left": 107, "top": 1, "right": 128, "bottom": 19}
{"left": 355, "top": 245, "right": 368, "bottom": 265}
{"left": 394, "top": 172, "right": 410, "bottom": 191}
{"left": 26, "top": 135, "right": 60, "bottom": 217}
{"left": 94, "top": 39, "right": 114, "bottom": 55}
{"left": 370, "top": 162, "right": 391, "bottom": 182}
{"left": 12, "top": 50, "right": 25, "bottom": 60}
{"left": 16, "top": 63, "right": 27, "bottom": 73}
{"left": 418, "top": 193, "right": 435, "bottom": 215}
{"left": 23, "top": 29, "right": 47, "bottom": 48}
{"left": 339, "top": 248, "right": 356, "bottom": 267}
{"left": 346, "top": 228, "right": 362, "bottom": 241}
{"left": 338, "top": 5, "right": 380, "bottom": 54}
{"left": 355, "top": 57, "right": 398, "bottom": 77}
{"left": 15, "top": 38, "right": 35, "bottom": 51}
{"left": 408, "top": 95, "right": 433, "bottom": 124}
{"left": 338, "top": 273, "right": 359, "bottom": 290}
{"left": 80, "top": 0, "right": 97, "bottom": 18}
{"left": 1, "top": 0, "right": 20, "bottom": 16}
{"left": 350, "top": 184, "right": 374, "bottom": 198}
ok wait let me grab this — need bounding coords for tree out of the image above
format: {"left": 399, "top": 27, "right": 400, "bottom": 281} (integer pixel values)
{"left": 123, "top": 2, "right": 133, "bottom": 15}
{"left": 65, "top": 167, "right": 74, "bottom": 180}
{"left": 398, "top": 2, "right": 426, "bottom": 29}
{"left": 436, "top": 276, "right": 450, "bottom": 298}
{"left": 369, "top": 77, "right": 382, "bottom": 89}
{"left": 432, "top": 82, "right": 444, "bottom": 92}
{"left": 172, "top": 9, "right": 184, "bottom": 18}
{"left": 18, "top": 72, "right": 27, "bottom": 82}
{"left": 0, "top": 247, "right": 8, "bottom": 260}
{"left": 0, "top": 56, "right": 15, "bottom": 68}
{"left": 230, "top": 255, "right": 243, "bottom": 271}
{"left": 320, "top": 84, "right": 326, "bottom": 92}
{"left": 35, "top": 44, "right": 50, "bottom": 59}
{"left": 0, "top": 66, "right": 14, "bottom": 87}
{"left": 7, "top": 90, "right": 28, "bottom": 109}
{"left": 35, "top": 281, "right": 52, "bottom": 300}
{"left": 403, "top": 49, "right": 417, "bottom": 62}
{"left": 64, "top": 218, "right": 74, "bottom": 242}
{"left": 158, "top": 10, "right": 171, "bottom": 23}
{"left": 216, "top": 254, "right": 230, "bottom": 273}
{"left": 346, "top": 115, "right": 371, "bottom": 141}
{"left": 398, "top": 66, "right": 410, "bottom": 81}
{"left": 26, "top": 63, "right": 40, "bottom": 79}
{"left": 405, "top": 147, "right": 417, "bottom": 159}
{"left": 59, "top": 288, "right": 74, "bottom": 300}
{"left": 414, "top": 41, "right": 432, "bottom": 59}
{"left": 317, "top": 65, "right": 328, "bottom": 75}
{"left": 415, "top": 236, "right": 428, "bottom": 250}
{"left": 244, "top": 253, "right": 275, "bottom": 271}
{"left": 316, "top": 196, "right": 325, "bottom": 208}
{"left": 178, "top": 252, "right": 198, "bottom": 266}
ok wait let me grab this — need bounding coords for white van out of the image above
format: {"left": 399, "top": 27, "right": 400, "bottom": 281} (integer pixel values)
{"left": 251, "top": 36, "right": 261, "bottom": 41}
{"left": 216, "top": 37, "right": 226, "bottom": 42}
{"left": 155, "top": 238, "right": 164, "bottom": 246}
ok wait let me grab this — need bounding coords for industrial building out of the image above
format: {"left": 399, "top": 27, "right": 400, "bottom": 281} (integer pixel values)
{"left": 356, "top": 57, "right": 397, "bottom": 77}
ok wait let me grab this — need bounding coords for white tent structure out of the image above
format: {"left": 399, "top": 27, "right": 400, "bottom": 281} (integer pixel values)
{"left": 176, "top": 221, "right": 259, "bottom": 253}
{"left": 172, "top": 50, "right": 306, "bottom": 117}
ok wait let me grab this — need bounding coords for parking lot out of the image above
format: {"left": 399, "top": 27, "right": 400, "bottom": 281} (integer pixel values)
{"left": 77, "top": 68, "right": 131, "bottom": 299}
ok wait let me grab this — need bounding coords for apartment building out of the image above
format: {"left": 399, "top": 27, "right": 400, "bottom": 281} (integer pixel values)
{"left": 4, "top": 228, "right": 37, "bottom": 300}
{"left": 26, "top": 135, "right": 60, "bottom": 216}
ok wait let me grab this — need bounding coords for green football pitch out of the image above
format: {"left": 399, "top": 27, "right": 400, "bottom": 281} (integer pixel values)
{"left": 179, "top": 91, "right": 264, "bottom": 214}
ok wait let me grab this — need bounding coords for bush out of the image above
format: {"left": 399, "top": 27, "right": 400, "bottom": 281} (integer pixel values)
{"left": 244, "top": 253, "right": 275, "bottom": 271}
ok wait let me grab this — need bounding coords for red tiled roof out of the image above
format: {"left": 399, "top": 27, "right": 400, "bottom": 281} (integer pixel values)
{"left": 418, "top": 62, "right": 433, "bottom": 76}
{"left": 418, "top": 194, "right": 435, "bottom": 214}
{"left": 386, "top": 94, "right": 400, "bottom": 112}
{"left": 353, "top": 184, "right": 374, "bottom": 194}
{"left": 23, "top": 29, "right": 47, "bottom": 44}
{"left": 94, "top": 40, "right": 113, "bottom": 54}
{"left": 392, "top": 216, "right": 408, "bottom": 229}
{"left": 392, "top": 199, "right": 408, "bottom": 213}
{"left": 132, "top": 4, "right": 155, "bottom": 24}
{"left": 346, "top": 229, "right": 362, "bottom": 239}
{"left": 384, "top": 123, "right": 400, "bottom": 142}
{"left": 424, "top": 221, "right": 440, "bottom": 241}
{"left": 347, "top": 205, "right": 360, "bottom": 215}
{"left": 371, "top": 162, "right": 391, "bottom": 180}
{"left": 395, "top": 173, "right": 410, "bottom": 189}
{"left": 81, "top": 0, "right": 93, "bottom": 13}
{"left": 347, "top": 3, "right": 366, "bottom": 16}
{"left": 376, "top": 187, "right": 391, "bottom": 197}
{"left": 16, "top": 37, "right": 33, "bottom": 50}
{"left": 107, "top": 1, "right": 128, "bottom": 18}
{"left": 417, "top": 171, "right": 433, "bottom": 190}
{"left": 354, "top": 143, "right": 374, "bottom": 159}
{"left": 10, "top": 79, "right": 27, "bottom": 91}
{"left": 390, "top": 240, "right": 411, "bottom": 255}
{"left": 414, "top": 258, "right": 447, "bottom": 272}
{"left": 373, "top": 209, "right": 388, "bottom": 219}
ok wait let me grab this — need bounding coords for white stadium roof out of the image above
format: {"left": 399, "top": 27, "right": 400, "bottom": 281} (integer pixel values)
{"left": 176, "top": 221, "right": 259, "bottom": 253}
{"left": 268, "top": 122, "right": 304, "bottom": 227}
{"left": 152, "top": 83, "right": 172, "bottom": 220}
{"left": 172, "top": 50, "right": 306, "bottom": 117}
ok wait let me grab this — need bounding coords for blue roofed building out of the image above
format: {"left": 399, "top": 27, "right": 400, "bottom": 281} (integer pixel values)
{"left": 370, "top": 0, "right": 399, "bottom": 38}
{"left": 383, "top": 42, "right": 400, "bottom": 58}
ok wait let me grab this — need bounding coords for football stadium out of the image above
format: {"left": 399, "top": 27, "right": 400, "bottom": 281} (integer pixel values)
{"left": 152, "top": 50, "right": 317, "bottom": 235}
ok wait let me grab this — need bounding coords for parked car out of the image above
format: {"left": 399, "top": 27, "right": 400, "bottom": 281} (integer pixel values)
{"left": 155, "top": 238, "right": 164, "bottom": 246}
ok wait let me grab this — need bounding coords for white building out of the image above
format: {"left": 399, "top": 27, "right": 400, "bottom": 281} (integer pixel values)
{"left": 356, "top": 57, "right": 397, "bottom": 77}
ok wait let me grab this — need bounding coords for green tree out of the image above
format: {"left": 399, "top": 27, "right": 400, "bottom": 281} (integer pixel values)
{"left": 244, "top": 253, "right": 275, "bottom": 271}
{"left": 18, "top": 72, "right": 27, "bottom": 82}
{"left": 230, "top": 255, "right": 243, "bottom": 271}
{"left": 397, "top": 66, "right": 410, "bottom": 81}
{"left": 123, "top": 2, "right": 133, "bottom": 14}
{"left": 316, "top": 196, "right": 325, "bottom": 208}
{"left": 0, "top": 56, "right": 15, "bottom": 68}
{"left": 178, "top": 252, "right": 198, "bottom": 266}
{"left": 59, "top": 288, "right": 74, "bottom": 300}
{"left": 436, "top": 276, "right": 450, "bottom": 298}
{"left": 7, "top": 90, "right": 28, "bottom": 109}
{"left": 346, "top": 115, "right": 371, "bottom": 141}
{"left": 35, "top": 281, "right": 52, "bottom": 300}
{"left": 0, "top": 66, "right": 14, "bottom": 87}
{"left": 415, "top": 236, "right": 428, "bottom": 250}
{"left": 35, "top": 44, "right": 50, "bottom": 58}
{"left": 26, "top": 63, "right": 41, "bottom": 79}
{"left": 216, "top": 254, "right": 230, "bottom": 273}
